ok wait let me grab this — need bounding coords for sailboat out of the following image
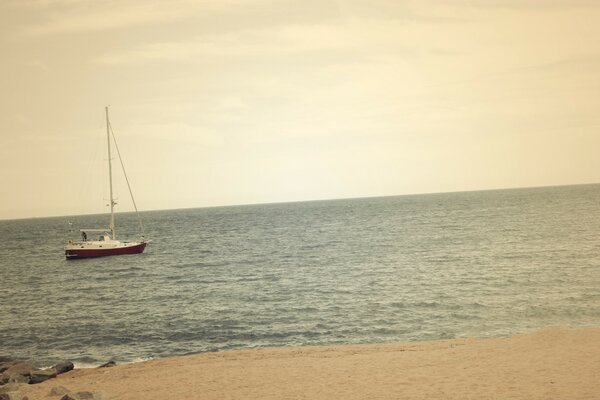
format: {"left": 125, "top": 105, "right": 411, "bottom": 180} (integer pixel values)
{"left": 65, "top": 107, "right": 147, "bottom": 259}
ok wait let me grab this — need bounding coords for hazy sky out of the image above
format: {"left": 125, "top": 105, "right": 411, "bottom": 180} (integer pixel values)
{"left": 2, "top": 0, "right": 600, "bottom": 219}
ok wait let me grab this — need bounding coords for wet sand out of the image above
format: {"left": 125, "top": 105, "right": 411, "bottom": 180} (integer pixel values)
{"left": 22, "top": 327, "right": 600, "bottom": 399}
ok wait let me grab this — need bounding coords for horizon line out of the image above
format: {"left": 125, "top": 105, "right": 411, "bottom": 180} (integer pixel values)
{"left": 1, "top": 181, "right": 598, "bottom": 222}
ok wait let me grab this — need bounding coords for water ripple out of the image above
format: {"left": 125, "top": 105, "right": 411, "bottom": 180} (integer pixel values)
{"left": 2, "top": 185, "right": 600, "bottom": 365}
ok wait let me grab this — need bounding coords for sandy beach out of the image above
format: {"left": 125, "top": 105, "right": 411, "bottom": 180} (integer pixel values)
{"left": 17, "top": 327, "right": 600, "bottom": 399}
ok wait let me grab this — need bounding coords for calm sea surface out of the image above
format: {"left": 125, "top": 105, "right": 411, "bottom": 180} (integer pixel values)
{"left": 2, "top": 185, "right": 600, "bottom": 367}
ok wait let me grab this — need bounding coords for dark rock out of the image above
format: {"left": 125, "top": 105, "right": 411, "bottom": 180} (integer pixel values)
{"left": 3, "top": 363, "right": 57, "bottom": 385}
{"left": 75, "top": 392, "right": 95, "bottom": 399}
{"left": 5, "top": 374, "right": 28, "bottom": 385}
{"left": 0, "top": 359, "right": 19, "bottom": 389}
{"left": 0, "top": 393, "right": 9, "bottom": 400}
{"left": 97, "top": 361, "right": 116, "bottom": 368}
{"left": 1, "top": 366, "right": 29, "bottom": 385}
{"left": 49, "top": 385, "right": 71, "bottom": 396}
{"left": 29, "top": 368, "right": 57, "bottom": 384}
{"left": 52, "top": 362, "right": 74, "bottom": 375}
{"left": 0, "top": 362, "right": 26, "bottom": 385}
{"left": 0, "top": 358, "right": 19, "bottom": 382}
{"left": 3, "top": 364, "right": 33, "bottom": 379}
{"left": 60, "top": 395, "right": 77, "bottom": 400}
{"left": 71, "top": 392, "right": 105, "bottom": 400}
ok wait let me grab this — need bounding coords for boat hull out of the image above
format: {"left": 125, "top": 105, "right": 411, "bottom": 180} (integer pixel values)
{"left": 65, "top": 242, "right": 146, "bottom": 259}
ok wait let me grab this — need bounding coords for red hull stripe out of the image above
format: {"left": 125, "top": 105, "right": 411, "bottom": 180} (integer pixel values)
{"left": 65, "top": 243, "right": 146, "bottom": 259}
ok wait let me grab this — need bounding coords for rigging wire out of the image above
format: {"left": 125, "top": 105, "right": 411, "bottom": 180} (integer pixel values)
{"left": 107, "top": 120, "right": 146, "bottom": 239}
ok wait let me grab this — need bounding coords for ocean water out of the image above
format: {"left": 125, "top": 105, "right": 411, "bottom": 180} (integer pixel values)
{"left": 2, "top": 184, "right": 600, "bottom": 367}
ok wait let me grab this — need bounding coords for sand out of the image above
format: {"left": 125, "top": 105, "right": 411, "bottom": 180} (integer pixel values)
{"left": 21, "top": 327, "right": 600, "bottom": 399}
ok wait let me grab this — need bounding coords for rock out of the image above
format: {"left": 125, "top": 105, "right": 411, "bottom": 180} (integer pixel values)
{"left": 49, "top": 386, "right": 71, "bottom": 396}
{"left": 0, "top": 393, "right": 26, "bottom": 400}
{"left": 51, "top": 362, "right": 74, "bottom": 375}
{"left": 2, "top": 365, "right": 32, "bottom": 378}
{"left": 0, "top": 362, "right": 17, "bottom": 374}
{"left": 73, "top": 392, "right": 105, "bottom": 400}
{"left": 29, "top": 368, "right": 57, "bottom": 384}
{"left": 6, "top": 375, "right": 28, "bottom": 385}
{"left": 0, "top": 359, "right": 19, "bottom": 384}
{"left": 58, "top": 392, "right": 105, "bottom": 400}
{"left": 58, "top": 394, "right": 102, "bottom": 400}
{"left": 3, "top": 363, "right": 57, "bottom": 385}
{"left": 97, "top": 361, "right": 116, "bottom": 368}
{"left": 2, "top": 364, "right": 31, "bottom": 383}
{"left": 0, "top": 371, "right": 29, "bottom": 385}
{"left": 2, "top": 364, "right": 33, "bottom": 384}
{"left": 75, "top": 392, "right": 95, "bottom": 399}
{"left": 0, "top": 383, "right": 27, "bottom": 394}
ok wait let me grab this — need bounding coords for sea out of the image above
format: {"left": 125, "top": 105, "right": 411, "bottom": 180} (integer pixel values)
{"left": 2, "top": 184, "right": 600, "bottom": 367}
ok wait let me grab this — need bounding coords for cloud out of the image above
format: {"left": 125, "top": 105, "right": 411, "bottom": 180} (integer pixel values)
{"left": 17, "top": 2, "right": 191, "bottom": 36}
{"left": 5, "top": 0, "right": 268, "bottom": 36}
{"left": 93, "top": 27, "right": 352, "bottom": 65}
{"left": 25, "top": 60, "right": 50, "bottom": 71}
{"left": 92, "top": 17, "right": 443, "bottom": 66}
{"left": 439, "top": 0, "right": 600, "bottom": 9}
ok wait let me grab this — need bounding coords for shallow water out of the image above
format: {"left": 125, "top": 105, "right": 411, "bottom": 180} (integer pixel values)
{"left": 2, "top": 184, "right": 600, "bottom": 366}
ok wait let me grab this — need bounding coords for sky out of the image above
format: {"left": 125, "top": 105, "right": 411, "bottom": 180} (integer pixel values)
{"left": 1, "top": 0, "right": 600, "bottom": 219}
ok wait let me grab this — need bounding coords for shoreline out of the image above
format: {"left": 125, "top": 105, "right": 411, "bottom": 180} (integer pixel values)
{"left": 16, "top": 326, "right": 600, "bottom": 399}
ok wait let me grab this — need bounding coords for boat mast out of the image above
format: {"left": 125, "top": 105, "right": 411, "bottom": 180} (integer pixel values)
{"left": 106, "top": 106, "right": 116, "bottom": 240}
